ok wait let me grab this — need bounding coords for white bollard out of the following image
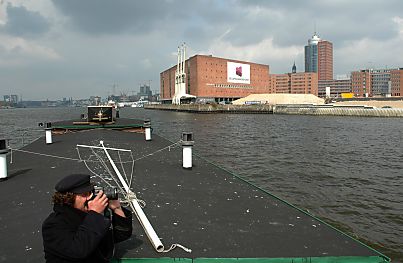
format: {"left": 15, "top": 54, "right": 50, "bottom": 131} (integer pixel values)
{"left": 145, "top": 128, "right": 151, "bottom": 141}
{"left": 183, "top": 146, "right": 192, "bottom": 169}
{"left": 181, "top": 132, "right": 194, "bottom": 169}
{"left": 0, "top": 139, "right": 9, "bottom": 180}
{"left": 144, "top": 119, "right": 151, "bottom": 141}
{"left": 45, "top": 123, "right": 52, "bottom": 144}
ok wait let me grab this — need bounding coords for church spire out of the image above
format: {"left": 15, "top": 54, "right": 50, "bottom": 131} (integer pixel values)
{"left": 292, "top": 61, "right": 296, "bottom": 73}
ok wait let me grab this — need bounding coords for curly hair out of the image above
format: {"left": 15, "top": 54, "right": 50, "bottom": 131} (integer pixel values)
{"left": 52, "top": 192, "right": 76, "bottom": 206}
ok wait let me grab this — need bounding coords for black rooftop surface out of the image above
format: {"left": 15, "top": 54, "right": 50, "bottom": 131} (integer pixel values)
{"left": 51, "top": 118, "right": 144, "bottom": 129}
{"left": 0, "top": 119, "right": 387, "bottom": 262}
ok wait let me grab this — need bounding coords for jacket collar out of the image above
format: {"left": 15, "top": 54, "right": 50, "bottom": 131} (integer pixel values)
{"left": 53, "top": 204, "right": 87, "bottom": 224}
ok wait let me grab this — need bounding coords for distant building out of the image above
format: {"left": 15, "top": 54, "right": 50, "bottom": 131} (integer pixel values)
{"left": 391, "top": 68, "right": 403, "bottom": 96}
{"left": 160, "top": 54, "right": 272, "bottom": 103}
{"left": 305, "top": 34, "right": 319, "bottom": 73}
{"left": 351, "top": 68, "right": 401, "bottom": 97}
{"left": 305, "top": 33, "right": 333, "bottom": 81}
{"left": 318, "top": 76, "right": 351, "bottom": 98}
{"left": 371, "top": 69, "right": 392, "bottom": 96}
{"left": 271, "top": 72, "right": 318, "bottom": 95}
{"left": 269, "top": 63, "right": 318, "bottom": 96}
{"left": 137, "top": 84, "right": 152, "bottom": 99}
{"left": 90, "top": 96, "right": 101, "bottom": 105}
{"left": 4, "top": 95, "right": 18, "bottom": 103}
{"left": 160, "top": 54, "right": 321, "bottom": 103}
{"left": 351, "top": 70, "right": 371, "bottom": 97}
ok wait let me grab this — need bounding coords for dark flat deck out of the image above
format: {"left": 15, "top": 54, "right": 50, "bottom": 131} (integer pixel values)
{"left": 51, "top": 118, "right": 145, "bottom": 130}
{"left": 0, "top": 119, "right": 388, "bottom": 262}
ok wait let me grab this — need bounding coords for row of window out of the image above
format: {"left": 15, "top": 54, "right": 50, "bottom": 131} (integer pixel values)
{"left": 213, "top": 84, "right": 254, "bottom": 89}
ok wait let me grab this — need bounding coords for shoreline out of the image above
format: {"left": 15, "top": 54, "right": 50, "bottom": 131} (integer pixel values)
{"left": 145, "top": 103, "right": 403, "bottom": 117}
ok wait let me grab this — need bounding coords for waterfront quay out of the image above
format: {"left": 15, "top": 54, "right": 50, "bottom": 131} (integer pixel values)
{"left": 145, "top": 103, "right": 403, "bottom": 117}
{"left": 145, "top": 104, "right": 274, "bottom": 113}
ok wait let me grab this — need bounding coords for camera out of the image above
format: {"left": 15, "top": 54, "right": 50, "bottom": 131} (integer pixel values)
{"left": 93, "top": 186, "right": 119, "bottom": 200}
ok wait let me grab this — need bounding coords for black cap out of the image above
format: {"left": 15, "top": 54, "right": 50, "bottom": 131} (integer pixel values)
{"left": 55, "top": 174, "right": 94, "bottom": 194}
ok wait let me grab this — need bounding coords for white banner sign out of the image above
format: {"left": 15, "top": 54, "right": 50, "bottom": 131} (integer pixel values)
{"left": 227, "top": 62, "right": 250, "bottom": 84}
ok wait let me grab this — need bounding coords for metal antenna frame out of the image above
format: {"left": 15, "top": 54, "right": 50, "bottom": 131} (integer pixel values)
{"left": 76, "top": 141, "right": 168, "bottom": 253}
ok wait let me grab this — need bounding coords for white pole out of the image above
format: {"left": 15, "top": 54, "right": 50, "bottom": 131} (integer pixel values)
{"left": 174, "top": 46, "right": 180, "bottom": 105}
{"left": 179, "top": 44, "right": 181, "bottom": 74}
{"left": 183, "top": 44, "right": 185, "bottom": 74}
{"left": 176, "top": 46, "right": 180, "bottom": 74}
{"left": 183, "top": 43, "right": 186, "bottom": 77}
{"left": 76, "top": 144, "right": 132, "bottom": 152}
{"left": 0, "top": 140, "right": 8, "bottom": 180}
{"left": 99, "top": 141, "right": 164, "bottom": 252}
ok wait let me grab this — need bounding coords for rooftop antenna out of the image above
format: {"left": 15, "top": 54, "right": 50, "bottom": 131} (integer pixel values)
{"left": 314, "top": 21, "right": 317, "bottom": 35}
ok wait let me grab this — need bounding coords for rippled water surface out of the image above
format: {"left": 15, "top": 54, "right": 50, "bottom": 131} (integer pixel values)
{"left": 1, "top": 107, "right": 402, "bottom": 261}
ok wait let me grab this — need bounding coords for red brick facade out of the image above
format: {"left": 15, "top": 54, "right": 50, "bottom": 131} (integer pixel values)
{"left": 391, "top": 69, "right": 403, "bottom": 96}
{"left": 271, "top": 73, "right": 318, "bottom": 95}
{"left": 160, "top": 55, "right": 272, "bottom": 102}
{"left": 160, "top": 55, "right": 319, "bottom": 102}
{"left": 318, "top": 40, "right": 333, "bottom": 81}
{"left": 351, "top": 70, "right": 372, "bottom": 97}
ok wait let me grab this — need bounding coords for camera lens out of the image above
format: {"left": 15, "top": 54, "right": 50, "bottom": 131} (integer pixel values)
{"left": 93, "top": 186, "right": 118, "bottom": 200}
{"left": 104, "top": 187, "right": 118, "bottom": 200}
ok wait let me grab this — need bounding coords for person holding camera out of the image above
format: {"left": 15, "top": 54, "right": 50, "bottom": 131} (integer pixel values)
{"left": 42, "top": 173, "right": 133, "bottom": 263}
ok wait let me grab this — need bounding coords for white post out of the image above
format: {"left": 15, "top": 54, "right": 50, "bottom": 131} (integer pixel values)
{"left": 181, "top": 132, "right": 194, "bottom": 169}
{"left": 183, "top": 146, "right": 192, "bottom": 169}
{"left": 144, "top": 119, "right": 151, "bottom": 141}
{"left": 181, "top": 43, "right": 186, "bottom": 101}
{"left": 45, "top": 123, "right": 52, "bottom": 144}
{"left": 180, "top": 44, "right": 183, "bottom": 74}
{"left": 177, "top": 46, "right": 180, "bottom": 75}
{"left": 0, "top": 139, "right": 9, "bottom": 180}
{"left": 183, "top": 43, "right": 186, "bottom": 77}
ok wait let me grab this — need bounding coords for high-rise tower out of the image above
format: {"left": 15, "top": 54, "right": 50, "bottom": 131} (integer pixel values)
{"left": 304, "top": 33, "right": 333, "bottom": 81}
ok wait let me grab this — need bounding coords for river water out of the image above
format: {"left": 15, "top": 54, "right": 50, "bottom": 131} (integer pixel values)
{"left": 1, "top": 107, "right": 402, "bottom": 261}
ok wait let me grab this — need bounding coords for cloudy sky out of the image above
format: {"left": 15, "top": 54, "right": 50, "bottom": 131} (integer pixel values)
{"left": 1, "top": 0, "right": 402, "bottom": 100}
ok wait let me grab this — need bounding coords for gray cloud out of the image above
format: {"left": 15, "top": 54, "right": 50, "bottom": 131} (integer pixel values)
{"left": 2, "top": 4, "right": 50, "bottom": 38}
{"left": 236, "top": 0, "right": 403, "bottom": 47}
{"left": 1, "top": 0, "right": 402, "bottom": 100}
{"left": 51, "top": 0, "right": 161, "bottom": 35}
{"left": 51, "top": 0, "right": 219, "bottom": 36}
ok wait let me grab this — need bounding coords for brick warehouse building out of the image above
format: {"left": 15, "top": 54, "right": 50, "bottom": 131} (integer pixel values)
{"left": 160, "top": 55, "right": 272, "bottom": 103}
{"left": 391, "top": 68, "right": 403, "bottom": 96}
{"left": 271, "top": 72, "right": 318, "bottom": 95}
{"left": 160, "top": 54, "right": 318, "bottom": 103}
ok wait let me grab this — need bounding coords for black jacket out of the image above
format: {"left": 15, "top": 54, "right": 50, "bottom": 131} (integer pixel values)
{"left": 42, "top": 204, "right": 132, "bottom": 263}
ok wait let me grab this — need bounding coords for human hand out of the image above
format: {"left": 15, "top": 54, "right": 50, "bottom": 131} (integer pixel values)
{"left": 108, "top": 199, "right": 121, "bottom": 211}
{"left": 87, "top": 191, "right": 108, "bottom": 214}
{"left": 109, "top": 199, "right": 125, "bottom": 217}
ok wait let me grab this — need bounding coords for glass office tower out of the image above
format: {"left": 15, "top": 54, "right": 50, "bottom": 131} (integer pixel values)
{"left": 305, "top": 34, "right": 320, "bottom": 73}
{"left": 305, "top": 33, "right": 333, "bottom": 81}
